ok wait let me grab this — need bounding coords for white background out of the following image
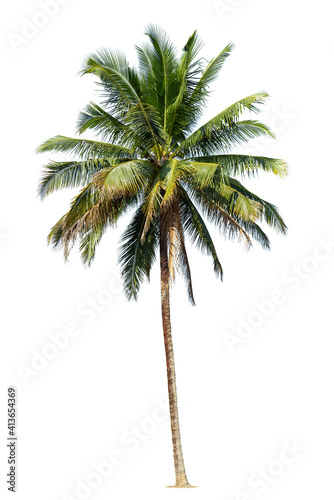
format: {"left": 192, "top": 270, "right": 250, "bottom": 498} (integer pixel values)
{"left": 1, "top": 0, "right": 334, "bottom": 499}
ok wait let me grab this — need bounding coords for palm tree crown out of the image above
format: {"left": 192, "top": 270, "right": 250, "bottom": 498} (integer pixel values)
{"left": 37, "top": 25, "right": 287, "bottom": 303}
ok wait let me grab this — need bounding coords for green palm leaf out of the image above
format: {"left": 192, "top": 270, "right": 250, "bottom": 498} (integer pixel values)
{"left": 118, "top": 204, "right": 159, "bottom": 300}
{"left": 77, "top": 102, "right": 136, "bottom": 146}
{"left": 36, "top": 136, "right": 136, "bottom": 159}
{"left": 174, "top": 92, "right": 274, "bottom": 156}
{"left": 185, "top": 161, "right": 263, "bottom": 222}
{"left": 178, "top": 186, "right": 223, "bottom": 279}
{"left": 92, "top": 159, "right": 154, "bottom": 197}
{"left": 144, "top": 24, "right": 179, "bottom": 129}
{"left": 226, "top": 177, "right": 287, "bottom": 233}
{"left": 81, "top": 49, "right": 166, "bottom": 154}
{"left": 187, "top": 154, "right": 288, "bottom": 178}
{"left": 38, "top": 158, "right": 124, "bottom": 199}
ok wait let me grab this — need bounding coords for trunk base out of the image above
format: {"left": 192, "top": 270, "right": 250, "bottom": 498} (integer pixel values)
{"left": 166, "top": 484, "right": 197, "bottom": 488}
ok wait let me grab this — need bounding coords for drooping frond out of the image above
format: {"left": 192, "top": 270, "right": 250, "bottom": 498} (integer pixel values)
{"left": 47, "top": 184, "right": 100, "bottom": 253}
{"left": 226, "top": 177, "right": 287, "bottom": 234}
{"left": 184, "top": 181, "right": 252, "bottom": 248}
{"left": 47, "top": 180, "right": 139, "bottom": 263}
{"left": 232, "top": 217, "right": 271, "bottom": 250}
{"left": 164, "top": 200, "right": 195, "bottom": 304}
{"left": 118, "top": 204, "right": 159, "bottom": 300}
{"left": 178, "top": 186, "right": 223, "bottom": 280}
{"left": 140, "top": 171, "right": 163, "bottom": 242}
{"left": 79, "top": 226, "right": 105, "bottom": 266}
{"left": 186, "top": 161, "right": 263, "bottom": 222}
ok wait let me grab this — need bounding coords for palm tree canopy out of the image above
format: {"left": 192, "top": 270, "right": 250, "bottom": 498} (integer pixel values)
{"left": 37, "top": 25, "right": 287, "bottom": 304}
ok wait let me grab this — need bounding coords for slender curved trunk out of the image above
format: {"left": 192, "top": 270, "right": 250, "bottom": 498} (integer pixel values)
{"left": 160, "top": 218, "right": 192, "bottom": 488}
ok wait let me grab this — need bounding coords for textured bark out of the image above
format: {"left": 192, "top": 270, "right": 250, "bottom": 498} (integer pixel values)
{"left": 160, "top": 214, "right": 191, "bottom": 487}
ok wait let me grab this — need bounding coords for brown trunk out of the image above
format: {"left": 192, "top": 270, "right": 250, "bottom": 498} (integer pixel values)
{"left": 160, "top": 216, "right": 193, "bottom": 488}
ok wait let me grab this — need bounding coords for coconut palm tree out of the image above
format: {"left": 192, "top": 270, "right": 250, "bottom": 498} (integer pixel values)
{"left": 37, "top": 25, "right": 287, "bottom": 488}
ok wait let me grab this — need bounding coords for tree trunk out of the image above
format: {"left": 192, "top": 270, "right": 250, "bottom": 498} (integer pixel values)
{"left": 160, "top": 218, "right": 193, "bottom": 488}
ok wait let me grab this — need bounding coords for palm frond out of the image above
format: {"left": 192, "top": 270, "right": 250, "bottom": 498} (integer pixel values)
{"left": 174, "top": 120, "right": 273, "bottom": 158}
{"left": 81, "top": 50, "right": 166, "bottom": 155}
{"left": 190, "top": 43, "right": 234, "bottom": 95}
{"left": 92, "top": 160, "right": 154, "bottom": 198}
{"left": 79, "top": 226, "right": 105, "bottom": 266}
{"left": 38, "top": 158, "right": 126, "bottom": 199}
{"left": 77, "top": 102, "right": 140, "bottom": 147}
{"left": 173, "top": 91, "right": 271, "bottom": 157}
{"left": 165, "top": 30, "right": 205, "bottom": 141}
{"left": 80, "top": 48, "right": 140, "bottom": 115}
{"left": 178, "top": 186, "right": 223, "bottom": 280}
{"left": 233, "top": 218, "right": 271, "bottom": 249}
{"left": 36, "top": 136, "right": 136, "bottom": 159}
{"left": 140, "top": 171, "right": 163, "bottom": 242}
{"left": 186, "top": 161, "right": 263, "bottom": 222}
{"left": 118, "top": 204, "right": 159, "bottom": 300}
{"left": 169, "top": 43, "right": 234, "bottom": 143}
{"left": 47, "top": 183, "right": 138, "bottom": 261}
{"left": 172, "top": 201, "right": 195, "bottom": 304}
{"left": 159, "top": 159, "right": 194, "bottom": 207}
{"left": 226, "top": 177, "right": 287, "bottom": 233}
{"left": 124, "top": 102, "right": 167, "bottom": 155}
{"left": 187, "top": 154, "right": 288, "bottom": 178}
{"left": 143, "top": 24, "right": 180, "bottom": 130}
{"left": 185, "top": 182, "right": 252, "bottom": 248}
{"left": 161, "top": 202, "right": 195, "bottom": 304}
